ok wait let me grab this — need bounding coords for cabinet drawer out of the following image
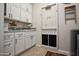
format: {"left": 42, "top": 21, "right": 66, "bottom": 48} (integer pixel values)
{"left": 4, "top": 43, "right": 12, "bottom": 52}
{"left": 15, "top": 33, "right": 24, "bottom": 39}
{"left": 4, "top": 42, "right": 14, "bottom": 55}
{"left": 4, "top": 33, "right": 14, "bottom": 41}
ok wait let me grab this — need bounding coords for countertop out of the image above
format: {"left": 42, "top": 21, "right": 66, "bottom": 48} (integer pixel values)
{"left": 4, "top": 28, "right": 36, "bottom": 33}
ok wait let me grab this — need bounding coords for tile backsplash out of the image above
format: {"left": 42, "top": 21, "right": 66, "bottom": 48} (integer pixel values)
{"left": 4, "top": 20, "right": 32, "bottom": 30}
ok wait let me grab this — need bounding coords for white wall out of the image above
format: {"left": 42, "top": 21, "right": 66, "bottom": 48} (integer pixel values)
{"left": 32, "top": 3, "right": 55, "bottom": 45}
{"left": 32, "top": 3, "right": 79, "bottom": 55}
{"left": 0, "top": 3, "right": 4, "bottom": 54}
{"left": 58, "top": 3, "right": 79, "bottom": 54}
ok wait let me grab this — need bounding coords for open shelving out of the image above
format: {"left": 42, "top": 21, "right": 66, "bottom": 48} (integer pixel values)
{"left": 65, "top": 5, "right": 76, "bottom": 24}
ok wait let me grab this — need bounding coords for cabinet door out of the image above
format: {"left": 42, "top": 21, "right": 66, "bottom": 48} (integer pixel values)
{"left": 4, "top": 33, "right": 15, "bottom": 56}
{"left": 24, "top": 32, "right": 29, "bottom": 49}
{"left": 27, "top": 4, "right": 32, "bottom": 23}
{"left": 21, "top": 3, "right": 28, "bottom": 10}
{"left": 24, "top": 33, "right": 28, "bottom": 50}
{"left": 20, "top": 3, "right": 28, "bottom": 22}
{"left": 20, "top": 8, "right": 27, "bottom": 22}
{"left": 10, "top": 4, "right": 20, "bottom": 20}
{"left": 26, "top": 34, "right": 32, "bottom": 48}
{"left": 25, "top": 31, "right": 36, "bottom": 50}
{"left": 30, "top": 32, "right": 36, "bottom": 45}
{"left": 15, "top": 32, "right": 24, "bottom": 55}
{"left": 42, "top": 4, "right": 57, "bottom": 29}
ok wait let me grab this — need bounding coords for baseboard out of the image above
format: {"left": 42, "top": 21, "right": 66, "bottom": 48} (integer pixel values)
{"left": 42, "top": 45, "right": 57, "bottom": 50}
{"left": 58, "top": 49, "right": 71, "bottom": 56}
{"left": 36, "top": 44, "right": 42, "bottom": 47}
{"left": 36, "top": 44, "right": 58, "bottom": 52}
{"left": 36, "top": 44, "right": 71, "bottom": 56}
{"left": 16, "top": 44, "right": 36, "bottom": 56}
{"left": 0, "top": 53, "right": 10, "bottom": 56}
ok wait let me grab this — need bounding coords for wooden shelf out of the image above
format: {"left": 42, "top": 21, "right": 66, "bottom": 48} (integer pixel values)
{"left": 65, "top": 5, "right": 75, "bottom": 11}
{"left": 65, "top": 18, "right": 76, "bottom": 20}
{"left": 65, "top": 5, "right": 76, "bottom": 24}
{"left": 65, "top": 12, "right": 75, "bottom": 14}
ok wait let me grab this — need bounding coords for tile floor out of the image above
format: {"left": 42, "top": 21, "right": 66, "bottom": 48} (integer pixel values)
{"left": 19, "top": 45, "right": 66, "bottom": 56}
{"left": 20, "top": 46, "right": 48, "bottom": 56}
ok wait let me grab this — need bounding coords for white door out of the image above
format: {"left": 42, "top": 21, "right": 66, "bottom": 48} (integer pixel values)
{"left": 15, "top": 32, "right": 24, "bottom": 55}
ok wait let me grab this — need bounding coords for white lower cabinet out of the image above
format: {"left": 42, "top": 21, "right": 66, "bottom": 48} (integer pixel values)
{"left": 4, "top": 33, "right": 15, "bottom": 56}
{"left": 4, "top": 30, "right": 36, "bottom": 56}
{"left": 30, "top": 31, "right": 36, "bottom": 46}
{"left": 24, "top": 31, "right": 33, "bottom": 50}
{"left": 24, "top": 32, "right": 31, "bottom": 50}
{"left": 15, "top": 32, "right": 25, "bottom": 55}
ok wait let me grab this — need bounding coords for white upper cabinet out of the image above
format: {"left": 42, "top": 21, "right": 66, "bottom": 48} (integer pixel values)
{"left": 20, "top": 3, "right": 32, "bottom": 23}
{"left": 41, "top": 4, "right": 57, "bottom": 29}
{"left": 10, "top": 3, "right": 21, "bottom": 21}
{"left": 27, "top": 4, "right": 32, "bottom": 23}
{"left": 4, "top": 3, "right": 32, "bottom": 23}
{"left": 20, "top": 4, "right": 27, "bottom": 22}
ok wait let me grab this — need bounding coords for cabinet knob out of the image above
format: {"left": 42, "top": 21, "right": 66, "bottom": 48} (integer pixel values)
{"left": 11, "top": 13, "right": 13, "bottom": 18}
{"left": 9, "top": 13, "right": 10, "bottom": 18}
{"left": 8, "top": 53, "right": 11, "bottom": 56}
{"left": 4, "top": 43, "right": 11, "bottom": 47}
{"left": 15, "top": 39, "right": 17, "bottom": 44}
{"left": 31, "top": 36, "right": 33, "bottom": 39}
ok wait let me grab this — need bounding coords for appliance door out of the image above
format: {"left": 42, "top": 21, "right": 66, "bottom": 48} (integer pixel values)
{"left": 77, "top": 34, "right": 79, "bottom": 55}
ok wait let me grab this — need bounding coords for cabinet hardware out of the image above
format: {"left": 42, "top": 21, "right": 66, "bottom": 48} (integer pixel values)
{"left": 4, "top": 43, "right": 11, "bottom": 47}
{"left": 15, "top": 39, "right": 17, "bottom": 44}
{"left": 9, "top": 13, "right": 10, "bottom": 18}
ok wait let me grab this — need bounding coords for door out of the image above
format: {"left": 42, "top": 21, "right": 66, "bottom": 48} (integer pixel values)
{"left": 15, "top": 32, "right": 24, "bottom": 55}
